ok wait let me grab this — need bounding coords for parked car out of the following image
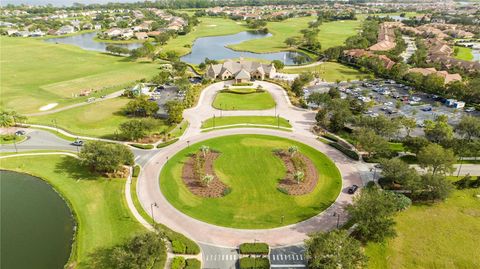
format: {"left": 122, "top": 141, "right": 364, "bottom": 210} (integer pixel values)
{"left": 421, "top": 107, "right": 432, "bottom": 112}
{"left": 15, "top": 130, "right": 26, "bottom": 136}
{"left": 347, "top": 185, "right": 359, "bottom": 194}
{"left": 465, "top": 107, "right": 475, "bottom": 113}
{"left": 72, "top": 140, "right": 84, "bottom": 146}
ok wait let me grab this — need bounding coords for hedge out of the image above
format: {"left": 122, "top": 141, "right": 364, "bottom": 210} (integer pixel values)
{"left": 239, "top": 243, "right": 269, "bottom": 255}
{"left": 239, "top": 257, "right": 270, "bottom": 269}
{"left": 157, "top": 138, "right": 179, "bottom": 148}
{"left": 221, "top": 88, "right": 256, "bottom": 94}
{"left": 329, "top": 142, "right": 360, "bottom": 160}
{"left": 232, "top": 82, "right": 253, "bottom": 86}
{"left": 129, "top": 143, "right": 154, "bottom": 150}
{"left": 132, "top": 165, "right": 141, "bottom": 177}
{"left": 321, "top": 133, "right": 339, "bottom": 142}
{"left": 185, "top": 259, "right": 201, "bottom": 269}
{"left": 171, "top": 256, "right": 186, "bottom": 269}
{"left": 169, "top": 233, "right": 200, "bottom": 254}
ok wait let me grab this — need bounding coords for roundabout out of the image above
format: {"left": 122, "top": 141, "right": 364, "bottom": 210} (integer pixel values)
{"left": 159, "top": 134, "right": 342, "bottom": 229}
{"left": 136, "top": 128, "right": 363, "bottom": 247}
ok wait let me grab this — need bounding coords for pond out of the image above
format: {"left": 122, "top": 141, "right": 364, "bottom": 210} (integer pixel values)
{"left": 181, "top": 31, "right": 311, "bottom": 65}
{"left": 0, "top": 170, "right": 74, "bottom": 269}
{"left": 44, "top": 31, "right": 144, "bottom": 52}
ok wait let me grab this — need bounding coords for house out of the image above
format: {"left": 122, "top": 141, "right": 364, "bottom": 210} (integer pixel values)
{"left": 343, "top": 49, "right": 396, "bottom": 70}
{"left": 369, "top": 23, "right": 397, "bottom": 51}
{"left": 104, "top": 28, "right": 123, "bottom": 38}
{"left": 206, "top": 60, "right": 276, "bottom": 83}
{"left": 57, "top": 25, "right": 75, "bottom": 35}
{"left": 134, "top": 32, "right": 148, "bottom": 40}
{"left": 407, "top": 67, "right": 462, "bottom": 84}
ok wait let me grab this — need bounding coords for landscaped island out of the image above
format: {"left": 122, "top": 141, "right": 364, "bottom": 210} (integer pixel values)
{"left": 160, "top": 134, "right": 342, "bottom": 229}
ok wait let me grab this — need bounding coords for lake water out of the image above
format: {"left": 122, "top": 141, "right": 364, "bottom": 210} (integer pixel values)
{"left": 181, "top": 31, "right": 311, "bottom": 65}
{"left": 0, "top": 170, "right": 74, "bottom": 269}
{"left": 45, "top": 30, "right": 311, "bottom": 65}
{"left": 44, "top": 31, "right": 144, "bottom": 52}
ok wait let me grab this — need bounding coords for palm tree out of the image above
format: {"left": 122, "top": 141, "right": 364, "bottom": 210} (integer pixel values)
{"left": 294, "top": 171, "right": 305, "bottom": 184}
{"left": 288, "top": 146, "right": 298, "bottom": 157}
{"left": 202, "top": 174, "right": 214, "bottom": 186}
{"left": 0, "top": 110, "right": 26, "bottom": 128}
{"left": 200, "top": 145, "right": 210, "bottom": 158}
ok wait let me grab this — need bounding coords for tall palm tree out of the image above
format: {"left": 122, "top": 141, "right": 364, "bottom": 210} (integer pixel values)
{"left": 288, "top": 146, "right": 299, "bottom": 157}
{"left": 294, "top": 171, "right": 305, "bottom": 184}
{"left": 202, "top": 174, "right": 214, "bottom": 186}
{"left": 200, "top": 145, "right": 210, "bottom": 158}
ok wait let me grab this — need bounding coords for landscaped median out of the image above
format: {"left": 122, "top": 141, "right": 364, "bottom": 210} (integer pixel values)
{"left": 201, "top": 116, "right": 292, "bottom": 130}
{"left": 212, "top": 88, "right": 275, "bottom": 110}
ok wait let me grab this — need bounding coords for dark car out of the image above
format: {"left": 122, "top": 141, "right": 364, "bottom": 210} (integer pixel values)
{"left": 72, "top": 140, "right": 84, "bottom": 146}
{"left": 421, "top": 107, "right": 432, "bottom": 112}
{"left": 15, "top": 130, "right": 26, "bottom": 136}
{"left": 347, "top": 185, "right": 359, "bottom": 194}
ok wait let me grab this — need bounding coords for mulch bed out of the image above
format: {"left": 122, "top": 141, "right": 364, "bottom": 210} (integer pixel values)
{"left": 182, "top": 151, "right": 228, "bottom": 198}
{"left": 276, "top": 151, "right": 318, "bottom": 195}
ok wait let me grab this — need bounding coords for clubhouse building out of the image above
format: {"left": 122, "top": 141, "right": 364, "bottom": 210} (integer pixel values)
{"left": 205, "top": 60, "right": 277, "bottom": 83}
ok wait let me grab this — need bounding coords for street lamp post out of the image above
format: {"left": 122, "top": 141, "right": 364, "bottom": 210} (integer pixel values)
{"left": 277, "top": 115, "right": 280, "bottom": 128}
{"left": 333, "top": 212, "right": 340, "bottom": 228}
{"left": 187, "top": 140, "right": 190, "bottom": 148}
{"left": 213, "top": 114, "right": 216, "bottom": 129}
{"left": 253, "top": 239, "right": 258, "bottom": 269}
{"left": 150, "top": 202, "right": 158, "bottom": 226}
{"left": 13, "top": 135, "right": 18, "bottom": 153}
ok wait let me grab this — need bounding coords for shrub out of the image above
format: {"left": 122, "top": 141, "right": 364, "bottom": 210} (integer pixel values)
{"left": 171, "top": 256, "right": 186, "bottom": 269}
{"left": 232, "top": 82, "right": 253, "bottom": 86}
{"left": 132, "top": 165, "right": 141, "bottom": 177}
{"left": 222, "top": 88, "right": 256, "bottom": 94}
{"left": 223, "top": 187, "right": 232, "bottom": 196}
{"left": 329, "top": 142, "right": 360, "bottom": 160}
{"left": 172, "top": 240, "right": 187, "bottom": 254}
{"left": 157, "top": 138, "right": 179, "bottom": 148}
{"left": 321, "top": 133, "right": 339, "bottom": 142}
{"left": 239, "top": 257, "right": 270, "bottom": 269}
{"left": 239, "top": 243, "right": 269, "bottom": 255}
{"left": 185, "top": 259, "right": 201, "bottom": 269}
{"left": 277, "top": 187, "right": 289, "bottom": 194}
{"left": 129, "top": 143, "right": 154, "bottom": 150}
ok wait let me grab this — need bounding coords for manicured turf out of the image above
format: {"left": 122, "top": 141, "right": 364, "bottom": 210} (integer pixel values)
{"left": 160, "top": 134, "right": 342, "bottom": 228}
{"left": 0, "top": 135, "right": 26, "bottom": 144}
{"left": 161, "top": 17, "right": 246, "bottom": 56}
{"left": 1, "top": 37, "right": 159, "bottom": 113}
{"left": 0, "top": 155, "right": 146, "bottom": 268}
{"left": 454, "top": 46, "right": 474, "bottom": 61}
{"left": 201, "top": 116, "right": 292, "bottom": 129}
{"left": 28, "top": 97, "right": 169, "bottom": 139}
{"left": 212, "top": 91, "right": 276, "bottom": 110}
{"left": 228, "top": 16, "right": 313, "bottom": 53}
{"left": 282, "top": 62, "right": 370, "bottom": 82}
{"left": 366, "top": 179, "right": 480, "bottom": 269}
{"left": 317, "top": 20, "right": 362, "bottom": 50}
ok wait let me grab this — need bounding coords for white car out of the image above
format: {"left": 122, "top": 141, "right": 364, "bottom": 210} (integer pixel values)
{"left": 465, "top": 107, "right": 475, "bottom": 112}
{"left": 384, "top": 102, "right": 393, "bottom": 106}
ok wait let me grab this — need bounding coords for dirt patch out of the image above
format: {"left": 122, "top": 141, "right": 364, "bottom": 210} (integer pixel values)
{"left": 276, "top": 151, "right": 318, "bottom": 195}
{"left": 182, "top": 151, "right": 229, "bottom": 198}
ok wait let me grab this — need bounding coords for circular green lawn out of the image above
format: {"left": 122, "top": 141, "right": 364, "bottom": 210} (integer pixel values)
{"left": 212, "top": 90, "right": 275, "bottom": 110}
{"left": 160, "top": 134, "right": 342, "bottom": 229}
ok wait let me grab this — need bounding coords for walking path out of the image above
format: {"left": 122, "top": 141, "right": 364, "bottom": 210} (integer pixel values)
{"left": 283, "top": 61, "right": 323, "bottom": 69}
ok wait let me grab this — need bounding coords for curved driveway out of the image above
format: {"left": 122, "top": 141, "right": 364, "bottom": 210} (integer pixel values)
{"left": 137, "top": 81, "right": 363, "bottom": 247}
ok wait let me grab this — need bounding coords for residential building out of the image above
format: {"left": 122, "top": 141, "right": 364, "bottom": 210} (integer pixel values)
{"left": 206, "top": 60, "right": 277, "bottom": 83}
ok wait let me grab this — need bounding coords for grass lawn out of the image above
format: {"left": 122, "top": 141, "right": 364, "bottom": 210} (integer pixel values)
{"left": 160, "top": 134, "right": 342, "bottom": 228}
{"left": 28, "top": 97, "right": 169, "bottom": 139}
{"left": 201, "top": 116, "right": 292, "bottom": 129}
{"left": 0, "top": 155, "right": 146, "bottom": 268}
{"left": 212, "top": 91, "right": 275, "bottom": 110}
{"left": 366, "top": 180, "right": 480, "bottom": 269}
{"left": 161, "top": 17, "right": 246, "bottom": 56}
{"left": 0, "top": 37, "right": 159, "bottom": 114}
{"left": 0, "top": 135, "right": 26, "bottom": 144}
{"left": 228, "top": 16, "right": 313, "bottom": 53}
{"left": 283, "top": 62, "right": 370, "bottom": 82}
{"left": 454, "top": 46, "right": 474, "bottom": 61}
{"left": 317, "top": 20, "right": 362, "bottom": 50}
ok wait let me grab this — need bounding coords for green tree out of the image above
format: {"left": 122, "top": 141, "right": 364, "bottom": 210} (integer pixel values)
{"left": 200, "top": 145, "right": 210, "bottom": 158}
{"left": 79, "top": 141, "right": 134, "bottom": 173}
{"left": 271, "top": 60, "right": 284, "bottom": 70}
{"left": 202, "top": 174, "right": 214, "bottom": 186}
{"left": 417, "top": 144, "right": 456, "bottom": 175}
{"left": 284, "top": 36, "right": 300, "bottom": 47}
{"left": 401, "top": 117, "right": 417, "bottom": 137}
{"left": 0, "top": 110, "right": 26, "bottom": 127}
{"left": 288, "top": 145, "right": 298, "bottom": 157}
{"left": 294, "top": 171, "right": 305, "bottom": 184}
{"left": 347, "top": 186, "right": 398, "bottom": 242}
{"left": 165, "top": 100, "right": 184, "bottom": 125}
{"left": 119, "top": 118, "right": 159, "bottom": 141}
{"left": 305, "top": 230, "right": 367, "bottom": 269}
{"left": 456, "top": 115, "right": 480, "bottom": 141}
{"left": 291, "top": 72, "right": 313, "bottom": 97}
{"left": 307, "top": 92, "right": 331, "bottom": 107}
{"left": 403, "top": 136, "right": 430, "bottom": 154}
{"left": 123, "top": 96, "right": 159, "bottom": 117}
{"left": 151, "top": 70, "right": 171, "bottom": 85}
{"left": 379, "top": 158, "right": 416, "bottom": 186}
{"left": 413, "top": 173, "right": 453, "bottom": 202}
{"left": 155, "top": 32, "right": 170, "bottom": 45}
{"left": 424, "top": 115, "right": 454, "bottom": 144}
{"left": 355, "top": 128, "right": 390, "bottom": 158}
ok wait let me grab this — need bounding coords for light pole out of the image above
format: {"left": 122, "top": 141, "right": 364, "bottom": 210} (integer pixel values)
{"left": 253, "top": 239, "right": 258, "bottom": 269}
{"left": 274, "top": 103, "right": 277, "bottom": 117}
{"left": 213, "top": 114, "right": 216, "bottom": 129}
{"left": 333, "top": 212, "right": 340, "bottom": 228}
{"left": 76, "top": 137, "right": 80, "bottom": 153}
{"left": 281, "top": 215, "right": 284, "bottom": 224}
{"left": 277, "top": 115, "right": 280, "bottom": 128}
{"left": 457, "top": 156, "right": 463, "bottom": 177}
{"left": 187, "top": 140, "right": 190, "bottom": 148}
{"left": 150, "top": 202, "right": 158, "bottom": 226}
{"left": 13, "top": 135, "right": 18, "bottom": 153}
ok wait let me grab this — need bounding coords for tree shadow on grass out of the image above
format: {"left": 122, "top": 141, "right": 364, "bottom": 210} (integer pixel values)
{"left": 54, "top": 156, "right": 99, "bottom": 181}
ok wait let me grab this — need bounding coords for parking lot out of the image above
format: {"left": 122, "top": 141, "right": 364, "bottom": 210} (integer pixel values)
{"left": 305, "top": 79, "right": 478, "bottom": 137}
{"left": 148, "top": 85, "right": 182, "bottom": 117}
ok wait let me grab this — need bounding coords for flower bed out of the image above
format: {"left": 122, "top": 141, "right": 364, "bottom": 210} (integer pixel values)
{"left": 275, "top": 149, "right": 318, "bottom": 195}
